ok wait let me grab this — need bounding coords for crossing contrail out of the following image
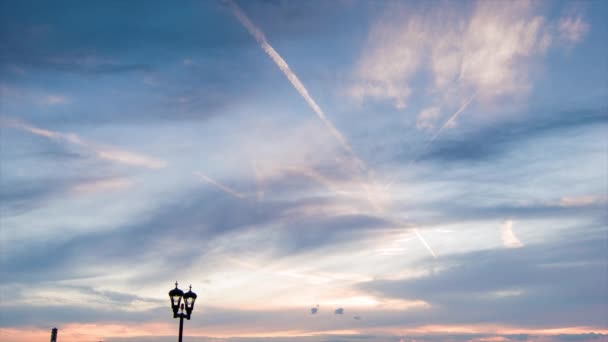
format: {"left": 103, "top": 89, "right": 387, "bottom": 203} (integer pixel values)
{"left": 226, "top": 2, "right": 437, "bottom": 258}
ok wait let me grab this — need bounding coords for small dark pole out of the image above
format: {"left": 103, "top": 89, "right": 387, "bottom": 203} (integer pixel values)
{"left": 177, "top": 304, "right": 184, "bottom": 342}
{"left": 169, "top": 282, "right": 198, "bottom": 342}
{"left": 178, "top": 312, "right": 184, "bottom": 342}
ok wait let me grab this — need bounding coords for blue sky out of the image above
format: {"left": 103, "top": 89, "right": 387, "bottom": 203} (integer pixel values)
{"left": 1, "top": 0, "right": 607, "bottom": 341}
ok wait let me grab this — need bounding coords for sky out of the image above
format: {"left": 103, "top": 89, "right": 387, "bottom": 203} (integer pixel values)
{"left": 0, "top": 0, "right": 607, "bottom": 341}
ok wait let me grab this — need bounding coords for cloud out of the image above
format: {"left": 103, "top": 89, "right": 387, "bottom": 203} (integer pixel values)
{"left": 0, "top": 170, "right": 396, "bottom": 286}
{"left": 71, "top": 178, "right": 133, "bottom": 194}
{"left": 228, "top": 0, "right": 355, "bottom": 157}
{"left": 0, "top": 174, "right": 134, "bottom": 215}
{"left": 193, "top": 171, "right": 246, "bottom": 198}
{"left": 0, "top": 177, "right": 74, "bottom": 214}
{"left": 558, "top": 15, "right": 589, "bottom": 45}
{"left": 560, "top": 196, "right": 607, "bottom": 208}
{"left": 501, "top": 220, "right": 523, "bottom": 249}
{"left": 2, "top": 328, "right": 607, "bottom": 342}
{"left": 95, "top": 148, "right": 166, "bottom": 169}
{"left": 350, "top": 0, "right": 589, "bottom": 141}
{"left": 334, "top": 308, "right": 344, "bottom": 315}
{"left": 227, "top": 1, "right": 445, "bottom": 258}
{"left": 407, "top": 199, "right": 606, "bottom": 227}
{"left": 417, "top": 107, "right": 441, "bottom": 131}
{"left": 42, "top": 95, "right": 69, "bottom": 105}
{"left": 417, "top": 107, "right": 607, "bottom": 164}
{"left": 451, "top": 1, "right": 551, "bottom": 101}
{"left": 349, "top": 6, "right": 425, "bottom": 109}
{"left": 359, "top": 230, "right": 608, "bottom": 327}
{"left": 2, "top": 117, "right": 167, "bottom": 169}
{"left": 351, "top": 1, "right": 555, "bottom": 109}
{"left": 0, "top": 50, "right": 152, "bottom": 76}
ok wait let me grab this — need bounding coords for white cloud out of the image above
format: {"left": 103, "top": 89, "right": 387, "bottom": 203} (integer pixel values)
{"left": 349, "top": 10, "right": 426, "bottom": 109}
{"left": 501, "top": 220, "right": 523, "bottom": 249}
{"left": 1, "top": 117, "right": 167, "bottom": 169}
{"left": 559, "top": 195, "right": 606, "bottom": 207}
{"left": 454, "top": 1, "right": 550, "bottom": 101}
{"left": 43, "top": 95, "right": 69, "bottom": 105}
{"left": 416, "top": 107, "right": 441, "bottom": 131}
{"left": 72, "top": 178, "right": 133, "bottom": 194}
{"left": 95, "top": 148, "right": 167, "bottom": 169}
{"left": 350, "top": 0, "right": 588, "bottom": 125}
{"left": 558, "top": 15, "right": 589, "bottom": 44}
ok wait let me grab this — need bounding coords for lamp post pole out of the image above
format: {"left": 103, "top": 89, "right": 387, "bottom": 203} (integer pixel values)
{"left": 168, "top": 282, "right": 198, "bottom": 342}
{"left": 178, "top": 314, "right": 184, "bottom": 342}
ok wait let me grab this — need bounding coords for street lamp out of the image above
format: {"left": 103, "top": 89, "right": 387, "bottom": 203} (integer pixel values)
{"left": 168, "top": 282, "right": 197, "bottom": 342}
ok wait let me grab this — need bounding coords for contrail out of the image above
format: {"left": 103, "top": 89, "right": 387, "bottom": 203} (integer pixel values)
{"left": 228, "top": 0, "right": 382, "bottom": 208}
{"left": 386, "top": 93, "right": 478, "bottom": 257}
{"left": 429, "top": 91, "right": 478, "bottom": 143}
{"left": 413, "top": 228, "right": 437, "bottom": 258}
{"left": 193, "top": 171, "right": 246, "bottom": 198}
{"left": 403, "top": 91, "right": 478, "bottom": 169}
{"left": 226, "top": 2, "right": 436, "bottom": 257}
{"left": 1, "top": 116, "right": 167, "bottom": 169}
{"left": 227, "top": 0, "right": 356, "bottom": 158}
{"left": 388, "top": 216, "right": 437, "bottom": 259}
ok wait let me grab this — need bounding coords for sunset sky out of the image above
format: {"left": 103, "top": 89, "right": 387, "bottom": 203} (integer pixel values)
{"left": 1, "top": 0, "right": 607, "bottom": 341}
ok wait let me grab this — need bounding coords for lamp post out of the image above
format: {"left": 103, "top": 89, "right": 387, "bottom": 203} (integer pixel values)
{"left": 168, "top": 282, "right": 197, "bottom": 342}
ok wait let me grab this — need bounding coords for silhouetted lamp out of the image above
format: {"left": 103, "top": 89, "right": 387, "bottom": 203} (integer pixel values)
{"left": 169, "top": 282, "right": 184, "bottom": 318}
{"left": 168, "top": 282, "right": 197, "bottom": 342}
{"left": 183, "top": 285, "right": 197, "bottom": 318}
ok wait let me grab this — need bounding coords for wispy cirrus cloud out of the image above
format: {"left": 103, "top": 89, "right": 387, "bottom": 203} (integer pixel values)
{"left": 558, "top": 4, "right": 590, "bottom": 46}
{"left": 71, "top": 177, "right": 133, "bottom": 194}
{"left": 348, "top": 11, "right": 424, "bottom": 109}
{"left": 359, "top": 230, "right": 608, "bottom": 328}
{"left": 350, "top": 0, "right": 589, "bottom": 136}
{"left": 559, "top": 16, "right": 589, "bottom": 44}
{"left": 559, "top": 195, "right": 607, "bottom": 208}
{"left": 227, "top": 1, "right": 438, "bottom": 257}
{"left": 416, "top": 106, "right": 607, "bottom": 164}
{"left": 1, "top": 117, "right": 167, "bottom": 169}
